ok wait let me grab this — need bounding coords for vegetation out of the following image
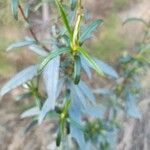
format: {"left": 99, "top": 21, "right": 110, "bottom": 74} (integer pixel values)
{"left": 0, "top": 0, "right": 149, "bottom": 149}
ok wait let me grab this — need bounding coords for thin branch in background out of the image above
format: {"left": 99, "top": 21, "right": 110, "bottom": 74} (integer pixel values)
{"left": 18, "top": 4, "right": 50, "bottom": 52}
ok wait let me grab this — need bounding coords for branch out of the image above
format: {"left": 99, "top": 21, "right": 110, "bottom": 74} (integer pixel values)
{"left": 18, "top": 4, "right": 50, "bottom": 52}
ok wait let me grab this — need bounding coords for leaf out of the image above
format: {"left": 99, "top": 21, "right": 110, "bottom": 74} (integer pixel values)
{"left": 73, "top": 84, "right": 87, "bottom": 108}
{"left": 94, "top": 58, "right": 118, "bottom": 78}
{"left": 80, "top": 19, "right": 103, "bottom": 43}
{"left": 80, "top": 55, "right": 92, "bottom": 79}
{"left": 24, "top": 3, "right": 30, "bottom": 18}
{"left": 73, "top": 55, "right": 81, "bottom": 84}
{"left": 39, "top": 47, "right": 70, "bottom": 73}
{"left": 7, "top": 39, "right": 35, "bottom": 51}
{"left": 78, "top": 81, "right": 96, "bottom": 104}
{"left": 83, "top": 105, "right": 106, "bottom": 119}
{"left": 21, "top": 107, "right": 40, "bottom": 119}
{"left": 11, "top": 0, "right": 19, "bottom": 20}
{"left": 68, "top": 97, "right": 86, "bottom": 150}
{"left": 38, "top": 57, "right": 60, "bottom": 124}
{"left": 29, "top": 45, "right": 48, "bottom": 57}
{"left": 56, "top": 78, "right": 65, "bottom": 98}
{"left": 15, "top": 92, "right": 32, "bottom": 101}
{"left": 125, "top": 92, "right": 141, "bottom": 119}
{"left": 123, "top": 17, "right": 148, "bottom": 27}
{"left": 56, "top": 128, "right": 62, "bottom": 147}
{"left": 78, "top": 47, "right": 104, "bottom": 76}
{"left": 70, "top": 0, "right": 77, "bottom": 10}
{"left": 0, "top": 65, "right": 38, "bottom": 98}
{"left": 24, "top": 120, "right": 37, "bottom": 133}
{"left": 70, "top": 124, "right": 86, "bottom": 150}
{"left": 55, "top": 0, "right": 72, "bottom": 36}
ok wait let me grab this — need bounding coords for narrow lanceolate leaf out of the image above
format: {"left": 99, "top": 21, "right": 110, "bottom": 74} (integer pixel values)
{"left": 39, "top": 47, "right": 70, "bottom": 73}
{"left": 11, "top": 0, "right": 19, "bottom": 20}
{"left": 7, "top": 39, "right": 35, "bottom": 51}
{"left": 0, "top": 65, "right": 38, "bottom": 98}
{"left": 24, "top": 3, "right": 30, "bottom": 18}
{"left": 78, "top": 81, "right": 96, "bottom": 104}
{"left": 123, "top": 18, "right": 148, "bottom": 27}
{"left": 80, "top": 55, "right": 92, "bottom": 79}
{"left": 38, "top": 57, "right": 60, "bottom": 124}
{"left": 29, "top": 45, "right": 48, "bottom": 57}
{"left": 70, "top": 0, "right": 77, "bottom": 11}
{"left": 73, "top": 55, "right": 81, "bottom": 84}
{"left": 21, "top": 107, "right": 40, "bottom": 119}
{"left": 55, "top": 0, "right": 72, "bottom": 36}
{"left": 125, "top": 93, "right": 141, "bottom": 119}
{"left": 78, "top": 47, "right": 104, "bottom": 76}
{"left": 80, "top": 19, "right": 103, "bottom": 43}
{"left": 94, "top": 58, "right": 118, "bottom": 78}
{"left": 70, "top": 124, "right": 86, "bottom": 150}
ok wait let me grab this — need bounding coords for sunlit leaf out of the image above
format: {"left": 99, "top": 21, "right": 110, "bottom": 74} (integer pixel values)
{"left": 0, "top": 65, "right": 38, "bottom": 98}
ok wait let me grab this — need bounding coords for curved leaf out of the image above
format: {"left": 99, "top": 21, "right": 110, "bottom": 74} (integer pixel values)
{"left": 7, "top": 39, "right": 35, "bottom": 51}
{"left": 39, "top": 47, "right": 70, "bottom": 73}
{"left": 123, "top": 17, "right": 148, "bottom": 27}
{"left": 80, "top": 19, "right": 103, "bottom": 43}
{"left": 0, "top": 65, "right": 38, "bottom": 98}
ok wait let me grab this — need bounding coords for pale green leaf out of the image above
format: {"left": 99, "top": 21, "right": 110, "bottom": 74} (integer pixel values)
{"left": 80, "top": 19, "right": 103, "bottom": 43}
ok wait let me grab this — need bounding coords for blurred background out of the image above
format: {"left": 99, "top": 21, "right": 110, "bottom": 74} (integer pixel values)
{"left": 0, "top": 0, "right": 150, "bottom": 149}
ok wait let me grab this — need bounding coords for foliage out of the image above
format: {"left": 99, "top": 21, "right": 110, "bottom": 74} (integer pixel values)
{"left": 0, "top": 0, "right": 149, "bottom": 150}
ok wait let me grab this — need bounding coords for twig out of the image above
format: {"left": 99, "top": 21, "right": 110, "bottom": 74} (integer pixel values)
{"left": 18, "top": 4, "right": 50, "bottom": 52}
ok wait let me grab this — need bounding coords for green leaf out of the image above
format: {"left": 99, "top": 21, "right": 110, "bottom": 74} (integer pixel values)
{"left": 39, "top": 47, "right": 70, "bottom": 73}
{"left": 7, "top": 39, "right": 35, "bottom": 51}
{"left": 80, "top": 19, "right": 103, "bottom": 43}
{"left": 55, "top": 0, "right": 72, "bottom": 36}
{"left": 15, "top": 92, "right": 32, "bottom": 101}
{"left": 70, "top": 0, "right": 77, "bottom": 11}
{"left": 78, "top": 47, "right": 104, "bottom": 76}
{"left": 73, "top": 55, "right": 81, "bottom": 84}
{"left": 123, "top": 18, "right": 148, "bottom": 27}
{"left": 56, "top": 128, "right": 62, "bottom": 147}
{"left": 0, "top": 65, "right": 38, "bottom": 98}
{"left": 11, "top": 0, "right": 19, "bottom": 20}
